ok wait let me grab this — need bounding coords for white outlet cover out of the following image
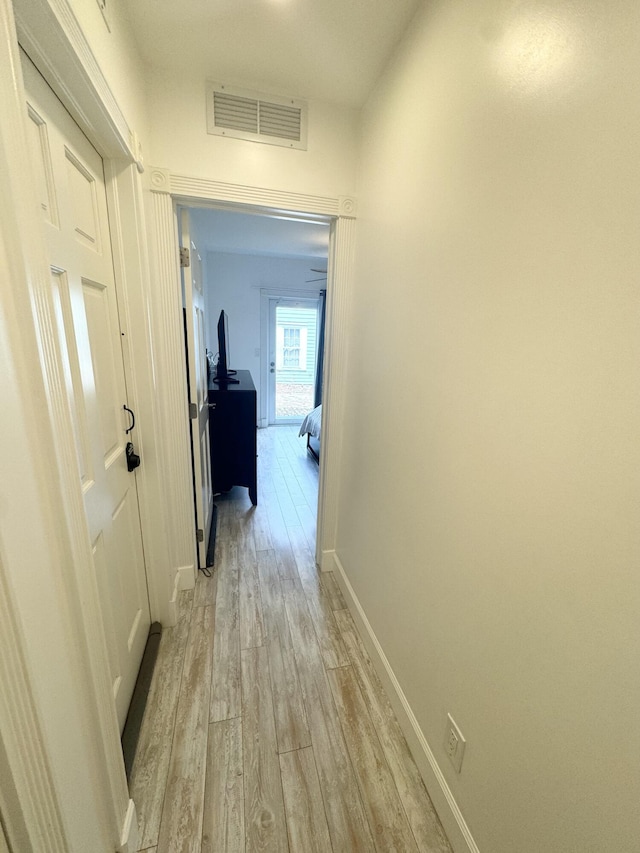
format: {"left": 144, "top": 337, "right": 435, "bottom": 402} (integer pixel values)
{"left": 445, "top": 713, "right": 466, "bottom": 773}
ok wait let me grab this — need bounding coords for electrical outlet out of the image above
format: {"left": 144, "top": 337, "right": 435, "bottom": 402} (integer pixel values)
{"left": 444, "top": 713, "right": 466, "bottom": 773}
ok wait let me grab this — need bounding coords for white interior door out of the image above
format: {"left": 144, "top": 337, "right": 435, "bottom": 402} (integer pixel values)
{"left": 180, "top": 209, "right": 213, "bottom": 568}
{"left": 22, "top": 53, "right": 150, "bottom": 731}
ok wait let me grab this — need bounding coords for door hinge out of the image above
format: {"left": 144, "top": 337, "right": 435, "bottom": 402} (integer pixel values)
{"left": 189, "top": 402, "right": 197, "bottom": 419}
{"left": 197, "top": 528, "right": 204, "bottom": 543}
{"left": 180, "top": 246, "right": 190, "bottom": 268}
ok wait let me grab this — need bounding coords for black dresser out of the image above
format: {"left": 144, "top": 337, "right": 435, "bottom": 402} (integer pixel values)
{"left": 208, "top": 370, "right": 257, "bottom": 505}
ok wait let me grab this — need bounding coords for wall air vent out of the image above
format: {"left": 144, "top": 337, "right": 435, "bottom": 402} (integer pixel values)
{"left": 206, "top": 82, "right": 307, "bottom": 150}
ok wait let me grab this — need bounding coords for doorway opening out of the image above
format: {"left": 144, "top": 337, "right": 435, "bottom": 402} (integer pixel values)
{"left": 179, "top": 204, "right": 330, "bottom": 566}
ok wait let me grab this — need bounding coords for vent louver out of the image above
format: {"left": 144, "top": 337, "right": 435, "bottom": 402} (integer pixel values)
{"left": 207, "top": 83, "right": 307, "bottom": 150}
{"left": 214, "top": 93, "right": 258, "bottom": 134}
{"left": 259, "top": 102, "right": 301, "bottom": 140}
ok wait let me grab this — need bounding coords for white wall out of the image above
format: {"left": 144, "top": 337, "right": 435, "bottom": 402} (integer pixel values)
{"left": 66, "top": 0, "right": 149, "bottom": 143}
{"left": 204, "top": 252, "right": 324, "bottom": 416}
{"left": 146, "top": 66, "right": 358, "bottom": 198}
{"left": 338, "top": 2, "right": 640, "bottom": 851}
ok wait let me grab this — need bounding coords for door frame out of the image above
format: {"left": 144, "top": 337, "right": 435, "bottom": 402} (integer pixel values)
{"left": 149, "top": 186, "right": 356, "bottom": 573}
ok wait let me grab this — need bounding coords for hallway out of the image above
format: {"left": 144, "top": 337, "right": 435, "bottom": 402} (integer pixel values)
{"left": 130, "top": 426, "right": 451, "bottom": 852}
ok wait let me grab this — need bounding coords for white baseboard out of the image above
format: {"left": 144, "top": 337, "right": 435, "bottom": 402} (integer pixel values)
{"left": 166, "top": 564, "right": 195, "bottom": 627}
{"left": 169, "top": 569, "right": 180, "bottom": 607}
{"left": 330, "top": 552, "right": 480, "bottom": 853}
{"left": 117, "top": 799, "right": 138, "bottom": 853}
{"left": 177, "top": 563, "right": 196, "bottom": 591}
{"left": 320, "top": 548, "right": 336, "bottom": 573}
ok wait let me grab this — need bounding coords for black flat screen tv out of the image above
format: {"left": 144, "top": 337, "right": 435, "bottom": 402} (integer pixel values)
{"left": 214, "top": 310, "right": 239, "bottom": 384}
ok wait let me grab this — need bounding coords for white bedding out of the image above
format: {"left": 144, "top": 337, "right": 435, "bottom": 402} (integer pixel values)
{"left": 298, "top": 404, "right": 322, "bottom": 439}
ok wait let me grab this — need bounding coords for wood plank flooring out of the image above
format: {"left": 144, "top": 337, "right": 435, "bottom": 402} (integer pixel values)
{"left": 130, "top": 426, "right": 452, "bottom": 852}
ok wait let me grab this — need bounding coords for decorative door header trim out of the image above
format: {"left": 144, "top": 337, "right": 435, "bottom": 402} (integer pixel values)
{"left": 149, "top": 168, "right": 357, "bottom": 219}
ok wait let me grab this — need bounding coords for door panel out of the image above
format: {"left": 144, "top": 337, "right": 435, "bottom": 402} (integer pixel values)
{"left": 92, "top": 531, "right": 119, "bottom": 683}
{"left": 82, "top": 278, "right": 122, "bottom": 459}
{"left": 25, "top": 102, "right": 58, "bottom": 225}
{"left": 65, "top": 148, "right": 101, "bottom": 251}
{"left": 112, "top": 492, "right": 145, "bottom": 648}
{"left": 51, "top": 268, "right": 92, "bottom": 486}
{"left": 23, "top": 52, "right": 150, "bottom": 731}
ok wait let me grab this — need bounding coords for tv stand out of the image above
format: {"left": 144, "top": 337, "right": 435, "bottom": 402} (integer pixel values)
{"left": 208, "top": 370, "right": 257, "bottom": 505}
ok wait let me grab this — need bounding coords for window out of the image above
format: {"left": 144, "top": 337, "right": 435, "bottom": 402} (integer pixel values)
{"left": 283, "top": 327, "right": 301, "bottom": 367}
{"left": 276, "top": 325, "right": 307, "bottom": 370}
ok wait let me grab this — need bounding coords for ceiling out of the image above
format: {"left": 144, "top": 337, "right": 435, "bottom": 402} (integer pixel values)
{"left": 189, "top": 208, "right": 330, "bottom": 259}
{"left": 125, "top": 0, "right": 422, "bottom": 108}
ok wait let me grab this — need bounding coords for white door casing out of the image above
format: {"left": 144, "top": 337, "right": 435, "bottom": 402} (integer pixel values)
{"left": 150, "top": 173, "right": 356, "bottom": 570}
{"left": 23, "top": 54, "right": 151, "bottom": 731}
{"left": 180, "top": 208, "right": 213, "bottom": 568}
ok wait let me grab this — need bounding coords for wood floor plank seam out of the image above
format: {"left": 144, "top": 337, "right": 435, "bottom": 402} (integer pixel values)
{"left": 202, "top": 718, "right": 245, "bottom": 853}
{"left": 152, "top": 619, "right": 189, "bottom": 845}
{"left": 306, "top": 742, "right": 337, "bottom": 853}
{"left": 268, "top": 634, "right": 311, "bottom": 755}
{"left": 279, "top": 746, "right": 333, "bottom": 853}
{"left": 328, "top": 664, "right": 419, "bottom": 852}
{"left": 282, "top": 576, "right": 376, "bottom": 851}
{"left": 241, "top": 644, "right": 290, "bottom": 852}
{"left": 304, "top": 679, "right": 377, "bottom": 852}
{"left": 334, "top": 608, "right": 452, "bottom": 852}
{"left": 210, "top": 540, "right": 241, "bottom": 722}
{"left": 238, "top": 524, "right": 266, "bottom": 651}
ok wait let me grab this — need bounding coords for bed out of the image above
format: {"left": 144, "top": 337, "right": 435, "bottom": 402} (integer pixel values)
{"left": 298, "top": 404, "right": 322, "bottom": 463}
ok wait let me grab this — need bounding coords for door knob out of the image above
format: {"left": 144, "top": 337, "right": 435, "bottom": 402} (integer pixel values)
{"left": 126, "top": 441, "right": 141, "bottom": 472}
{"left": 270, "top": 368, "right": 275, "bottom": 373}
{"left": 270, "top": 361, "right": 275, "bottom": 367}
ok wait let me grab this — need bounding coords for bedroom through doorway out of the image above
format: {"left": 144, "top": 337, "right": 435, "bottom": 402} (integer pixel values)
{"left": 181, "top": 206, "right": 329, "bottom": 568}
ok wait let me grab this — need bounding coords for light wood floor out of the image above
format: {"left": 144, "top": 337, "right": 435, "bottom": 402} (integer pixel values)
{"left": 130, "top": 425, "right": 452, "bottom": 853}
